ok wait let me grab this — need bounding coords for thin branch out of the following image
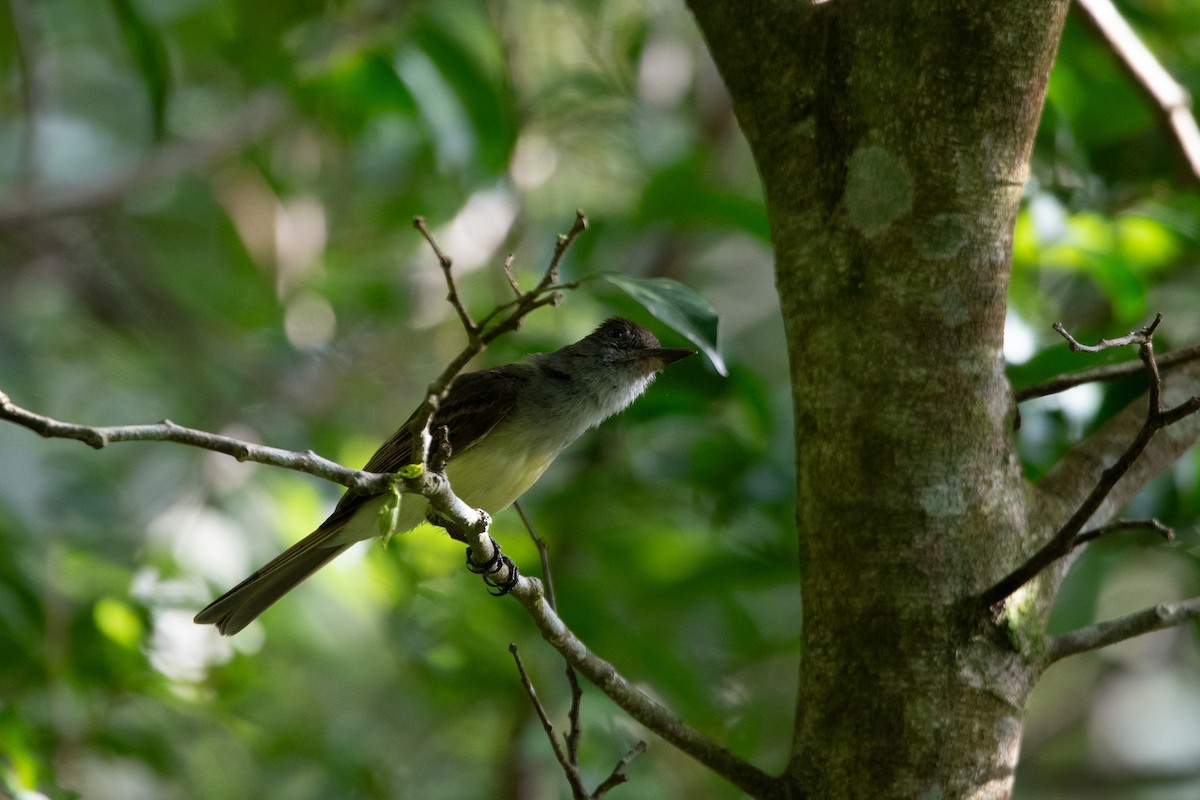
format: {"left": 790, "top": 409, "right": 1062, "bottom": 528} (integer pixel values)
{"left": 510, "top": 644, "right": 588, "bottom": 800}
{"left": 982, "top": 316, "right": 1200, "bottom": 608}
{"left": 516, "top": 501, "right": 557, "bottom": 610}
{"left": 510, "top": 643, "right": 649, "bottom": 800}
{"left": 0, "top": 92, "right": 286, "bottom": 225}
{"left": 1015, "top": 343, "right": 1200, "bottom": 403}
{"left": 1046, "top": 596, "right": 1200, "bottom": 664}
{"left": 591, "top": 741, "right": 649, "bottom": 798}
{"left": 475, "top": 209, "right": 588, "bottom": 333}
{"left": 0, "top": 389, "right": 496, "bottom": 555}
{"left": 508, "top": 577, "right": 783, "bottom": 798}
{"left": 502, "top": 253, "right": 522, "bottom": 297}
{"left": 1073, "top": 518, "right": 1175, "bottom": 548}
{"left": 403, "top": 211, "right": 589, "bottom": 469}
{"left": 545, "top": 209, "right": 589, "bottom": 286}
{"left": 515, "top": 501, "right": 583, "bottom": 764}
{"left": 0, "top": 390, "right": 393, "bottom": 495}
{"left": 413, "top": 216, "right": 478, "bottom": 336}
{"left": 2, "top": 212, "right": 777, "bottom": 795}
{"left": 1052, "top": 312, "right": 1161, "bottom": 353}
{"left": 1075, "top": 0, "right": 1200, "bottom": 182}
{"left": 510, "top": 503, "right": 772, "bottom": 793}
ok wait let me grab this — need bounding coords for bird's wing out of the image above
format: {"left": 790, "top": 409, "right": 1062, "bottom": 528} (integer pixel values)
{"left": 326, "top": 365, "right": 529, "bottom": 522}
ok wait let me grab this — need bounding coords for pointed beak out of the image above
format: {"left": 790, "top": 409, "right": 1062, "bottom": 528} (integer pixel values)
{"left": 638, "top": 347, "right": 696, "bottom": 367}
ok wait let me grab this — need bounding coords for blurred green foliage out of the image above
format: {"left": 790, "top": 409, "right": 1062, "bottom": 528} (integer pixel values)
{"left": 0, "top": 0, "right": 1199, "bottom": 798}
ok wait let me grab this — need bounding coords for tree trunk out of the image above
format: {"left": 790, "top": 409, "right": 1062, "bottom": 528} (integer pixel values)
{"left": 688, "top": 2, "right": 1071, "bottom": 797}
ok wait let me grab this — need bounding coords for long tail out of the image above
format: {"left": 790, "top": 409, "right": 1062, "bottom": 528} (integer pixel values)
{"left": 194, "top": 528, "right": 352, "bottom": 636}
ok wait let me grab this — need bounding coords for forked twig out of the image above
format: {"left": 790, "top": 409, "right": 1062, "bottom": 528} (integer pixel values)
{"left": 515, "top": 502, "right": 584, "bottom": 765}
{"left": 403, "top": 211, "right": 590, "bottom": 475}
{"left": 509, "top": 644, "right": 648, "bottom": 800}
{"left": 982, "top": 315, "right": 1200, "bottom": 608}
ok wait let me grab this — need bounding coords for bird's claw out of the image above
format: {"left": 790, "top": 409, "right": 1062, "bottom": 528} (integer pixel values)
{"left": 465, "top": 537, "right": 520, "bottom": 595}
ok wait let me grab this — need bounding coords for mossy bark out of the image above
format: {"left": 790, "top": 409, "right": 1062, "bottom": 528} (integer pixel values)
{"left": 687, "top": 3, "right": 1072, "bottom": 797}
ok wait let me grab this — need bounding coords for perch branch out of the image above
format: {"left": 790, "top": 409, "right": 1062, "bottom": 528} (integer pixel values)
{"left": 0, "top": 388, "right": 775, "bottom": 790}
{"left": 503, "top": 253, "right": 522, "bottom": 297}
{"left": 1075, "top": 0, "right": 1200, "bottom": 182}
{"left": 982, "top": 316, "right": 1200, "bottom": 608}
{"left": 0, "top": 389, "right": 497, "bottom": 543}
{"left": 1045, "top": 596, "right": 1200, "bottom": 664}
{"left": 0, "top": 390, "right": 393, "bottom": 495}
{"left": 1, "top": 211, "right": 779, "bottom": 796}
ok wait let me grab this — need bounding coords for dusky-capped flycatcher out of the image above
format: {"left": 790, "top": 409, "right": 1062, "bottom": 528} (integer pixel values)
{"left": 194, "top": 317, "right": 695, "bottom": 634}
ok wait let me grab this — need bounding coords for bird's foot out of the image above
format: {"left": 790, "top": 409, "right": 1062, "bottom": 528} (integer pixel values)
{"left": 465, "top": 537, "right": 520, "bottom": 596}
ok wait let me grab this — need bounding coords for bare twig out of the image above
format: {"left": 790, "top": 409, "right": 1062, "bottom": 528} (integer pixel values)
{"left": 516, "top": 501, "right": 557, "bottom": 609}
{"left": 1015, "top": 343, "right": 1200, "bottom": 403}
{"left": 0, "top": 390, "right": 390, "bottom": 494}
{"left": 502, "top": 253, "right": 522, "bottom": 297}
{"left": 473, "top": 220, "right": 588, "bottom": 335}
{"left": 509, "top": 577, "right": 782, "bottom": 798}
{"left": 515, "top": 501, "right": 583, "bottom": 764}
{"left": 510, "top": 642, "right": 649, "bottom": 799}
{"left": 403, "top": 211, "right": 590, "bottom": 470}
{"left": 1052, "top": 313, "right": 1162, "bottom": 353}
{"left": 1073, "top": 518, "right": 1175, "bottom": 548}
{"left": 1075, "top": 0, "right": 1200, "bottom": 182}
{"left": 510, "top": 643, "right": 588, "bottom": 800}
{"left": 982, "top": 316, "right": 1200, "bottom": 608}
{"left": 1046, "top": 596, "right": 1200, "bottom": 664}
{"left": 545, "top": 209, "right": 589, "bottom": 286}
{"left": 564, "top": 656, "right": 585, "bottom": 767}
{"left": 413, "top": 216, "right": 478, "bottom": 336}
{"left": 591, "top": 741, "right": 649, "bottom": 798}
{"left": 0, "top": 388, "right": 493, "bottom": 555}
{"left": 2, "top": 212, "right": 779, "bottom": 796}
{"left": 595, "top": 742, "right": 650, "bottom": 796}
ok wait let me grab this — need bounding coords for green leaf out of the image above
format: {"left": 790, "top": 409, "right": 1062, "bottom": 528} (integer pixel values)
{"left": 596, "top": 274, "right": 726, "bottom": 376}
{"left": 379, "top": 491, "right": 402, "bottom": 544}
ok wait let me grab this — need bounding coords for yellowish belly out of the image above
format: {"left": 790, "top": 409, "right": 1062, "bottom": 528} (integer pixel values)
{"left": 445, "top": 433, "right": 557, "bottom": 514}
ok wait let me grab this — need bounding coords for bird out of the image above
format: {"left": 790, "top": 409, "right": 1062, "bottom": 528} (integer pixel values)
{"left": 194, "top": 317, "right": 695, "bottom": 634}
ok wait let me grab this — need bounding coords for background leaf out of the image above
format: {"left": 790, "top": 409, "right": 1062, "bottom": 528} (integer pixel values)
{"left": 596, "top": 273, "right": 727, "bottom": 376}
